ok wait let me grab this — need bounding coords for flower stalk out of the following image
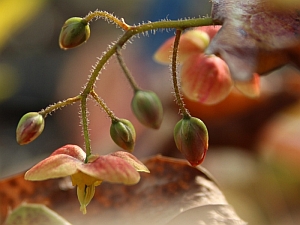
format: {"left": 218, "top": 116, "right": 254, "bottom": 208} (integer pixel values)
{"left": 80, "top": 96, "right": 91, "bottom": 162}
{"left": 115, "top": 47, "right": 139, "bottom": 92}
{"left": 172, "top": 29, "right": 190, "bottom": 117}
{"left": 90, "top": 89, "right": 116, "bottom": 120}
{"left": 39, "top": 95, "right": 81, "bottom": 118}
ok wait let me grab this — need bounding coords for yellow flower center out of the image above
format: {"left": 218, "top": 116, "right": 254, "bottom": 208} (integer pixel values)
{"left": 71, "top": 171, "right": 102, "bottom": 214}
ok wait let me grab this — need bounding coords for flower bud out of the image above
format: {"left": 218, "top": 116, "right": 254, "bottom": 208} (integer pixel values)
{"left": 59, "top": 17, "right": 90, "bottom": 50}
{"left": 110, "top": 118, "right": 136, "bottom": 152}
{"left": 131, "top": 90, "right": 163, "bottom": 129}
{"left": 174, "top": 116, "right": 208, "bottom": 166}
{"left": 16, "top": 112, "right": 45, "bottom": 145}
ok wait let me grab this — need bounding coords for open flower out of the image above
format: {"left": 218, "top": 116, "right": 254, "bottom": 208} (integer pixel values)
{"left": 25, "top": 145, "right": 149, "bottom": 214}
{"left": 154, "top": 26, "right": 261, "bottom": 104}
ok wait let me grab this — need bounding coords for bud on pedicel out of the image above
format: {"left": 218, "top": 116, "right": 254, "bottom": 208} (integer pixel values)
{"left": 16, "top": 112, "right": 45, "bottom": 145}
{"left": 174, "top": 116, "right": 208, "bottom": 166}
{"left": 131, "top": 90, "right": 163, "bottom": 129}
{"left": 59, "top": 17, "right": 90, "bottom": 50}
{"left": 110, "top": 118, "right": 136, "bottom": 152}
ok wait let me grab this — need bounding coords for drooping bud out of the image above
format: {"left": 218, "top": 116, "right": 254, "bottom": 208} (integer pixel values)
{"left": 16, "top": 112, "right": 45, "bottom": 145}
{"left": 59, "top": 17, "right": 90, "bottom": 50}
{"left": 174, "top": 116, "right": 209, "bottom": 166}
{"left": 110, "top": 118, "right": 136, "bottom": 152}
{"left": 131, "top": 90, "right": 163, "bottom": 129}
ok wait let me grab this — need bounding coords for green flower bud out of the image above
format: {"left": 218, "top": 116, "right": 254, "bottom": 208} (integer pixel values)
{"left": 59, "top": 17, "right": 90, "bottom": 50}
{"left": 110, "top": 118, "right": 136, "bottom": 152}
{"left": 174, "top": 116, "right": 208, "bottom": 166}
{"left": 16, "top": 112, "right": 45, "bottom": 145}
{"left": 131, "top": 90, "right": 163, "bottom": 129}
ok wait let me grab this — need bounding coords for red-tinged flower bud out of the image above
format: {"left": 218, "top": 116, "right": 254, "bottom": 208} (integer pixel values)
{"left": 131, "top": 90, "right": 163, "bottom": 129}
{"left": 110, "top": 118, "right": 136, "bottom": 152}
{"left": 174, "top": 116, "right": 209, "bottom": 166}
{"left": 16, "top": 112, "right": 45, "bottom": 145}
{"left": 59, "top": 17, "right": 90, "bottom": 50}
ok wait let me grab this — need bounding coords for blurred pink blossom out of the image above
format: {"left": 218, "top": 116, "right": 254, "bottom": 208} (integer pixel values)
{"left": 154, "top": 26, "right": 261, "bottom": 104}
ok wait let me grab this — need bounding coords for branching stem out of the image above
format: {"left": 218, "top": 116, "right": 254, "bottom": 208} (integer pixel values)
{"left": 42, "top": 14, "right": 216, "bottom": 154}
{"left": 82, "top": 17, "right": 215, "bottom": 96}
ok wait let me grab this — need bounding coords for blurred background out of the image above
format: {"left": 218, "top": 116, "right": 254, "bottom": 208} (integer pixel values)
{"left": 1, "top": 0, "right": 300, "bottom": 224}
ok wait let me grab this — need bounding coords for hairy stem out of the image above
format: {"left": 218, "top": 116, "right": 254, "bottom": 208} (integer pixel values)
{"left": 115, "top": 47, "right": 140, "bottom": 92}
{"left": 172, "top": 29, "right": 190, "bottom": 117}
{"left": 90, "top": 89, "right": 117, "bottom": 121}
{"left": 82, "top": 17, "right": 215, "bottom": 96}
{"left": 60, "top": 15, "right": 215, "bottom": 154}
{"left": 83, "top": 10, "right": 130, "bottom": 31}
{"left": 80, "top": 96, "right": 91, "bottom": 161}
{"left": 39, "top": 95, "right": 81, "bottom": 117}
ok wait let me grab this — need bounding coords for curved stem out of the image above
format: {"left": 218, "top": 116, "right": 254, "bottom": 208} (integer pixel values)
{"left": 83, "top": 10, "right": 130, "bottom": 31}
{"left": 172, "top": 29, "right": 190, "bottom": 117}
{"left": 82, "top": 17, "right": 215, "bottom": 96}
{"left": 115, "top": 47, "right": 140, "bottom": 92}
{"left": 90, "top": 89, "right": 117, "bottom": 121}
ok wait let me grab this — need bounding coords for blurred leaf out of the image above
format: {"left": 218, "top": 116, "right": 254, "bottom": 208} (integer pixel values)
{"left": 4, "top": 203, "right": 71, "bottom": 225}
{"left": 0, "top": 155, "right": 246, "bottom": 225}
{"left": 0, "top": 0, "right": 47, "bottom": 51}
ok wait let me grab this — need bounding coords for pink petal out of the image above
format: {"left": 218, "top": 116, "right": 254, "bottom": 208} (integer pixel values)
{"left": 181, "top": 54, "right": 233, "bottom": 105}
{"left": 194, "top": 25, "right": 221, "bottom": 39}
{"left": 234, "top": 73, "right": 260, "bottom": 98}
{"left": 77, "top": 155, "right": 140, "bottom": 185}
{"left": 50, "top": 144, "right": 86, "bottom": 161}
{"left": 153, "top": 29, "right": 210, "bottom": 64}
{"left": 25, "top": 154, "right": 81, "bottom": 181}
{"left": 111, "top": 151, "right": 150, "bottom": 173}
